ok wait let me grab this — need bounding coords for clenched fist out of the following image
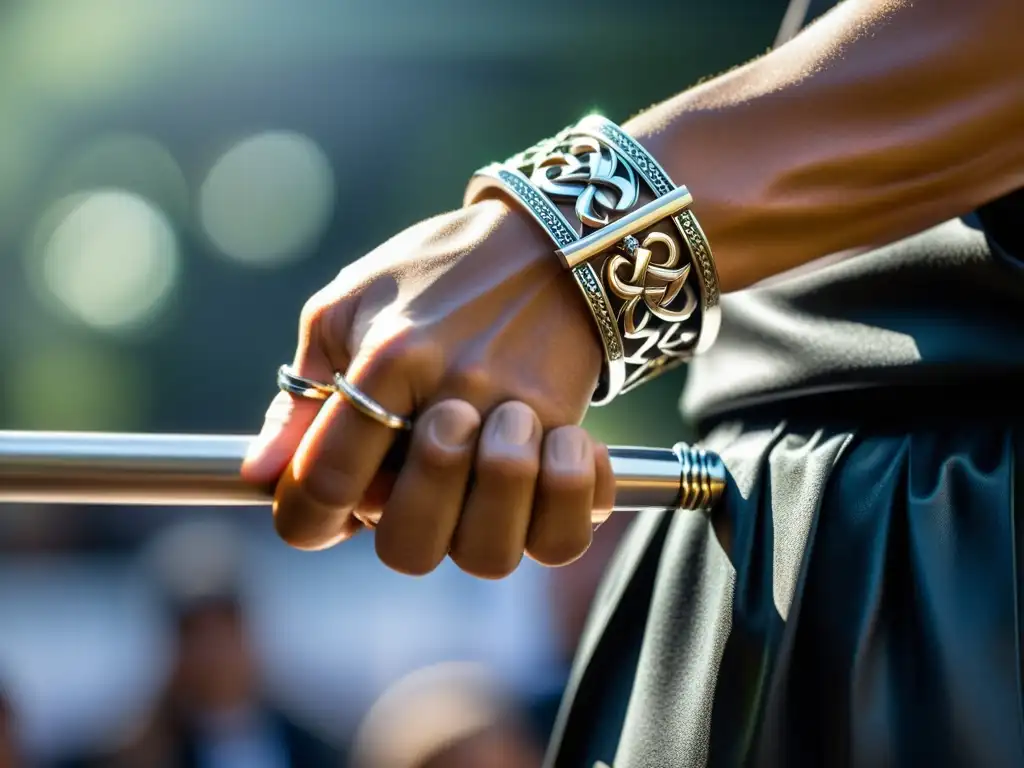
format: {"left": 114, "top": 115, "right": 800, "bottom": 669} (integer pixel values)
{"left": 241, "top": 199, "right": 615, "bottom": 578}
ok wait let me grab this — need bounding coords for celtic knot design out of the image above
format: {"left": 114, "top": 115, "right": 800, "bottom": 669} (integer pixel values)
{"left": 524, "top": 137, "right": 641, "bottom": 229}
{"left": 494, "top": 168, "right": 578, "bottom": 248}
{"left": 588, "top": 119, "right": 675, "bottom": 197}
{"left": 471, "top": 115, "right": 719, "bottom": 400}
{"left": 606, "top": 233, "right": 698, "bottom": 362}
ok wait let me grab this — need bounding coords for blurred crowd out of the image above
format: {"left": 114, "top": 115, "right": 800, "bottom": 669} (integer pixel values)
{"left": 0, "top": 512, "right": 631, "bottom": 768}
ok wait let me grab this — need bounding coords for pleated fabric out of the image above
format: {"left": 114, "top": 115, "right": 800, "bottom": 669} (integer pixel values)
{"left": 549, "top": 414, "right": 1024, "bottom": 768}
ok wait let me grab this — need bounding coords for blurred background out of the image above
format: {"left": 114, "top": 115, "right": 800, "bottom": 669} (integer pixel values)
{"left": 0, "top": 0, "right": 783, "bottom": 764}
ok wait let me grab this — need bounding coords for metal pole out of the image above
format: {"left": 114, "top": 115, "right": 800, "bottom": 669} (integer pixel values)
{"left": 0, "top": 431, "right": 725, "bottom": 516}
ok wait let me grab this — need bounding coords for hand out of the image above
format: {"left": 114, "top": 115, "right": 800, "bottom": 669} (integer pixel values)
{"left": 241, "top": 199, "right": 616, "bottom": 578}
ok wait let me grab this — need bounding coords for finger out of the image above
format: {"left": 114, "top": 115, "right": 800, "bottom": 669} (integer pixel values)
{"left": 592, "top": 442, "right": 616, "bottom": 528}
{"left": 241, "top": 390, "right": 325, "bottom": 487}
{"left": 375, "top": 400, "right": 480, "bottom": 576}
{"left": 450, "top": 401, "right": 541, "bottom": 579}
{"left": 526, "top": 426, "right": 595, "bottom": 567}
{"left": 273, "top": 341, "right": 427, "bottom": 549}
{"left": 271, "top": 448, "right": 365, "bottom": 550}
{"left": 241, "top": 293, "right": 351, "bottom": 485}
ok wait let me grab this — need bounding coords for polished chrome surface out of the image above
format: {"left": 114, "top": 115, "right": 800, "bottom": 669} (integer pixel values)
{"left": 0, "top": 431, "right": 266, "bottom": 506}
{"left": 471, "top": 113, "right": 719, "bottom": 403}
{"left": 528, "top": 134, "right": 641, "bottom": 229}
{"left": 333, "top": 372, "right": 413, "bottom": 431}
{"left": 0, "top": 431, "right": 724, "bottom": 513}
{"left": 554, "top": 185, "right": 694, "bottom": 269}
{"left": 605, "top": 446, "right": 686, "bottom": 511}
{"left": 675, "top": 442, "right": 727, "bottom": 510}
{"left": 277, "top": 364, "right": 335, "bottom": 401}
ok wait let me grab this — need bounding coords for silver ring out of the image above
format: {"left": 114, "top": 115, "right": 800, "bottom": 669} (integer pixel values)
{"left": 333, "top": 372, "right": 412, "bottom": 431}
{"left": 277, "top": 364, "right": 337, "bottom": 401}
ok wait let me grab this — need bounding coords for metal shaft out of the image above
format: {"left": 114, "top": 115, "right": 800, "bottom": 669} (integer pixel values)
{"left": 0, "top": 431, "right": 725, "bottom": 515}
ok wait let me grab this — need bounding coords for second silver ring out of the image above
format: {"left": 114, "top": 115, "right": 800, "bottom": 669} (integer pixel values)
{"left": 277, "top": 364, "right": 412, "bottom": 431}
{"left": 333, "top": 372, "right": 412, "bottom": 431}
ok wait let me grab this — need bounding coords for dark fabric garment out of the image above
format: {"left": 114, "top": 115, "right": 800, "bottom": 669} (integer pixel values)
{"left": 979, "top": 188, "right": 1024, "bottom": 268}
{"left": 545, "top": 2, "right": 1024, "bottom": 765}
{"left": 682, "top": 219, "right": 1024, "bottom": 425}
{"left": 547, "top": 391, "right": 1024, "bottom": 767}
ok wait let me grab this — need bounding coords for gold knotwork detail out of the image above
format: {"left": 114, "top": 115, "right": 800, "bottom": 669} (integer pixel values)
{"left": 606, "top": 232, "right": 698, "bottom": 362}
{"left": 529, "top": 137, "right": 640, "bottom": 228}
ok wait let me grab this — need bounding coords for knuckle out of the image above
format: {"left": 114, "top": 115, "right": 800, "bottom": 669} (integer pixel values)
{"left": 528, "top": 526, "right": 592, "bottom": 567}
{"left": 319, "top": 302, "right": 354, "bottom": 356}
{"left": 447, "top": 364, "right": 495, "bottom": 402}
{"left": 272, "top": 506, "right": 345, "bottom": 551}
{"left": 476, "top": 452, "right": 539, "bottom": 485}
{"left": 300, "top": 291, "right": 351, "bottom": 356}
{"left": 297, "top": 464, "right": 359, "bottom": 510}
{"left": 272, "top": 514, "right": 317, "bottom": 551}
{"left": 363, "top": 331, "right": 442, "bottom": 386}
{"left": 299, "top": 294, "right": 329, "bottom": 331}
{"left": 450, "top": 546, "right": 523, "bottom": 580}
{"left": 375, "top": 531, "right": 443, "bottom": 577}
{"left": 541, "top": 467, "right": 594, "bottom": 497}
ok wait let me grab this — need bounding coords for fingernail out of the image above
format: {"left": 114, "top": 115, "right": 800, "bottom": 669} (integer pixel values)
{"left": 429, "top": 407, "right": 477, "bottom": 448}
{"left": 495, "top": 405, "right": 535, "bottom": 446}
{"left": 551, "top": 429, "right": 588, "bottom": 468}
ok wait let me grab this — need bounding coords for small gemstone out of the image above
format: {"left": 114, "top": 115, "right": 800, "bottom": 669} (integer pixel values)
{"left": 622, "top": 235, "right": 640, "bottom": 256}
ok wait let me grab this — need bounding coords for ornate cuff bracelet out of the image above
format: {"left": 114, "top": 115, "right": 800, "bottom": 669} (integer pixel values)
{"left": 465, "top": 114, "right": 721, "bottom": 404}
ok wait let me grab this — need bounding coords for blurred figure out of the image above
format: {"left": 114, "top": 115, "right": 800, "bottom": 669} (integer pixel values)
{"left": 62, "top": 520, "right": 341, "bottom": 768}
{"left": 0, "top": 686, "right": 21, "bottom": 768}
{"left": 351, "top": 662, "right": 542, "bottom": 768}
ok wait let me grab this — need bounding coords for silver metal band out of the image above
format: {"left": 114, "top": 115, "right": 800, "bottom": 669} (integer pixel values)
{"left": 576, "top": 115, "right": 722, "bottom": 364}
{"left": 333, "top": 372, "right": 413, "bottom": 431}
{"left": 277, "top": 364, "right": 413, "bottom": 431}
{"left": 575, "top": 114, "right": 676, "bottom": 197}
{"left": 277, "top": 364, "right": 335, "bottom": 401}
{"left": 466, "top": 114, "right": 722, "bottom": 400}
{"left": 465, "top": 165, "right": 626, "bottom": 405}
{"left": 0, "top": 430, "right": 726, "bottom": 513}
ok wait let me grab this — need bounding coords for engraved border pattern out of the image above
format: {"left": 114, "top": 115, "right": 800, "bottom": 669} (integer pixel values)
{"left": 572, "top": 265, "right": 623, "bottom": 360}
{"left": 494, "top": 169, "right": 578, "bottom": 249}
{"left": 674, "top": 210, "right": 720, "bottom": 306}
{"left": 588, "top": 121, "right": 675, "bottom": 197}
{"left": 467, "top": 115, "right": 724, "bottom": 402}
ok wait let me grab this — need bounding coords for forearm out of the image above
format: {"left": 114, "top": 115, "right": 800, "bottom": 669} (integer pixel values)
{"left": 626, "top": 0, "right": 1024, "bottom": 292}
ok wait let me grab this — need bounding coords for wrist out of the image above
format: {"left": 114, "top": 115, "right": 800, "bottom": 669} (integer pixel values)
{"left": 481, "top": 197, "right": 605, "bottom": 383}
{"left": 464, "top": 114, "right": 722, "bottom": 402}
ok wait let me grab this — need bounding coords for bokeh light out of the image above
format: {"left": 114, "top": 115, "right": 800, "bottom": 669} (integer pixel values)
{"left": 199, "top": 131, "right": 335, "bottom": 267}
{"left": 27, "top": 190, "right": 180, "bottom": 334}
{"left": 49, "top": 134, "right": 190, "bottom": 226}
